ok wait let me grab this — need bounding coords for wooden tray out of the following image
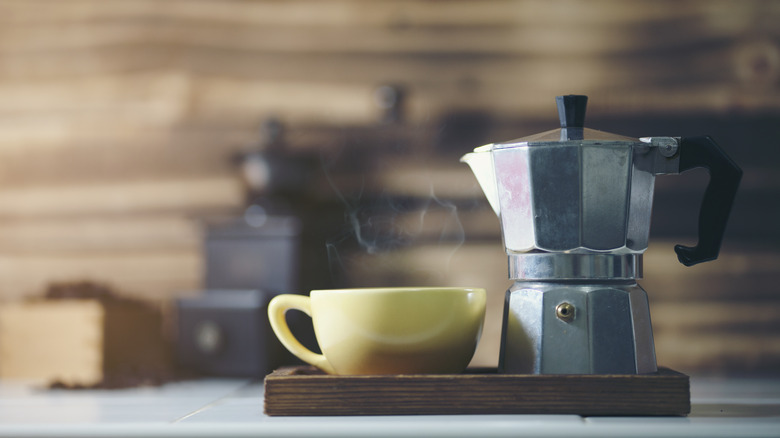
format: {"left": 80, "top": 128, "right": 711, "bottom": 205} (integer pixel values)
{"left": 264, "top": 366, "right": 690, "bottom": 416}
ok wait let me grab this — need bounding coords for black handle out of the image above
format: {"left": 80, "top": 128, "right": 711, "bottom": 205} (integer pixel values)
{"left": 674, "top": 136, "right": 742, "bottom": 266}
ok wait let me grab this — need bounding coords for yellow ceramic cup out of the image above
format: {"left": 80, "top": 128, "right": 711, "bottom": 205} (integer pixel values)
{"left": 268, "top": 287, "right": 486, "bottom": 375}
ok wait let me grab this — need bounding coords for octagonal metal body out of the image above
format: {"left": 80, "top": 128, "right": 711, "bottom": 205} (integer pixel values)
{"left": 499, "top": 281, "right": 657, "bottom": 374}
{"left": 492, "top": 138, "right": 657, "bottom": 254}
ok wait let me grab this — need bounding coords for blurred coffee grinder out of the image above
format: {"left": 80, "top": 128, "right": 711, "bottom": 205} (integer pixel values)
{"left": 176, "top": 118, "right": 317, "bottom": 377}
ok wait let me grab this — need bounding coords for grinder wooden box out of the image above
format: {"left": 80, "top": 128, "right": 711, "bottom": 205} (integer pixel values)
{"left": 0, "top": 299, "right": 170, "bottom": 385}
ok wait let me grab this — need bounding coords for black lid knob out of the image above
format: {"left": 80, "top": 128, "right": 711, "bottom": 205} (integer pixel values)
{"left": 556, "top": 95, "right": 588, "bottom": 129}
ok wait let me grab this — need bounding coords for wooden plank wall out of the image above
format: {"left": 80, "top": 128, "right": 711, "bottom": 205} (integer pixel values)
{"left": 0, "top": 0, "right": 778, "bottom": 374}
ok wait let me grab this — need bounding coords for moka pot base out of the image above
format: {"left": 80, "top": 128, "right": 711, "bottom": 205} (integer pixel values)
{"left": 500, "top": 253, "right": 656, "bottom": 375}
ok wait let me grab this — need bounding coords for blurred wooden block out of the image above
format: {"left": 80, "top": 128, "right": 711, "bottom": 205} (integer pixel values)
{"left": 0, "top": 299, "right": 170, "bottom": 385}
{"left": 0, "top": 301, "right": 103, "bottom": 384}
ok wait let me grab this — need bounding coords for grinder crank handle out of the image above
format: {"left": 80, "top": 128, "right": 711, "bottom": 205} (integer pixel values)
{"left": 674, "top": 136, "right": 742, "bottom": 266}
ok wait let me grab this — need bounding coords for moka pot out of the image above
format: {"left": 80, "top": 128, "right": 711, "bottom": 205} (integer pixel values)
{"left": 461, "top": 95, "right": 742, "bottom": 374}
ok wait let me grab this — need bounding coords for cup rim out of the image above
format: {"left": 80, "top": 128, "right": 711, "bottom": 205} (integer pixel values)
{"left": 310, "top": 287, "right": 485, "bottom": 296}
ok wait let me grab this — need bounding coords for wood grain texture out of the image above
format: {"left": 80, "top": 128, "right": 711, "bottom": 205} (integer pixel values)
{"left": 0, "top": 1, "right": 776, "bottom": 54}
{"left": 0, "top": 176, "right": 244, "bottom": 219}
{"left": 0, "top": 1, "right": 776, "bottom": 128}
{"left": 0, "top": 0, "right": 775, "bottom": 378}
{"left": 0, "top": 251, "right": 201, "bottom": 300}
{"left": 0, "top": 216, "right": 202, "bottom": 254}
{"left": 264, "top": 366, "right": 690, "bottom": 416}
{"left": 0, "top": 0, "right": 759, "bottom": 27}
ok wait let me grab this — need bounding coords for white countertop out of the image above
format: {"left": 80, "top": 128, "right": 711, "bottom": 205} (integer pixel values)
{"left": 1, "top": 375, "right": 779, "bottom": 438}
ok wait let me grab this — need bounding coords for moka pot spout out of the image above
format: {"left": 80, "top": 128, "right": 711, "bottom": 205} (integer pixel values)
{"left": 460, "top": 144, "right": 500, "bottom": 216}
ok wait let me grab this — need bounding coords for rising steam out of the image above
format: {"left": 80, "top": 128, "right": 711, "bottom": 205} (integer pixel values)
{"left": 322, "top": 155, "right": 466, "bottom": 284}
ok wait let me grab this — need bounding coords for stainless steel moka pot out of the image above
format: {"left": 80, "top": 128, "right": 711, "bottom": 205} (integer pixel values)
{"left": 461, "top": 95, "right": 742, "bottom": 374}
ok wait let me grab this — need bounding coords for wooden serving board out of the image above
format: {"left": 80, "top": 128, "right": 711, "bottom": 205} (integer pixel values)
{"left": 264, "top": 366, "right": 690, "bottom": 417}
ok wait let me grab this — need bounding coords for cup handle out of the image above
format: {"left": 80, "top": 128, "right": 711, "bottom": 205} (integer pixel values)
{"left": 268, "top": 294, "right": 335, "bottom": 374}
